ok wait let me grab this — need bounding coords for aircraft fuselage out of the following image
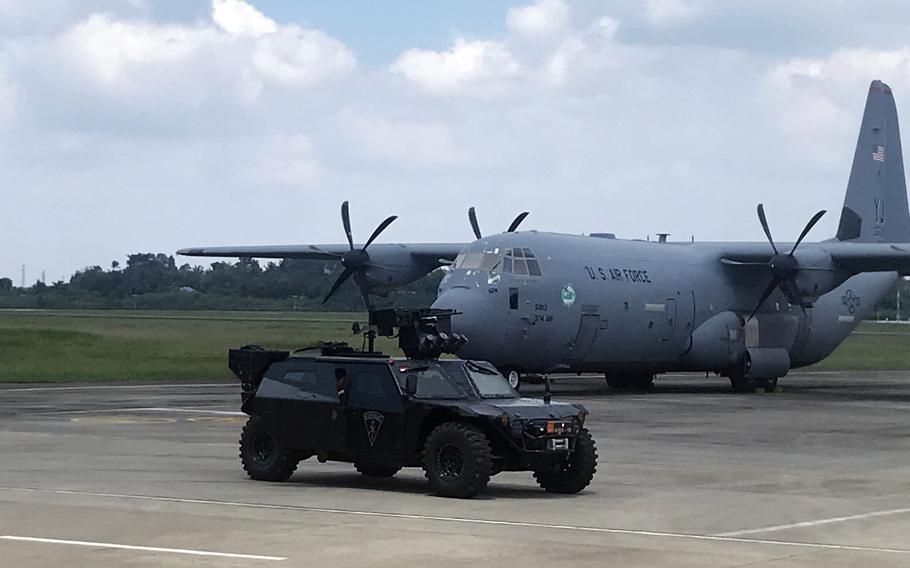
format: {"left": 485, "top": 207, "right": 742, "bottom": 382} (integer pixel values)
{"left": 432, "top": 231, "right": 895, "bottom": 377}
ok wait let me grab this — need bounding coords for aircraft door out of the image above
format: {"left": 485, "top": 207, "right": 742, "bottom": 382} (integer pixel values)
{"left": 343, "top": 364, "right": 406, "bottom": 457}
{"left": 567, "top": 305, "right": 600, "bottom": 361}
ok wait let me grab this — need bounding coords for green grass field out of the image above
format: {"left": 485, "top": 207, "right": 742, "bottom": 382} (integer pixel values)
{"left": 0, "top": 310, "right": 399, "bottom": 382}
{"left": 2, "top": 310, "right": 910, "bottom": 382}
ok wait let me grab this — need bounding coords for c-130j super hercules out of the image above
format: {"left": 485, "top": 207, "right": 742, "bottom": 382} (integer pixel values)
{"left": 182, "top": 80, "right": 910, "bottom": 393}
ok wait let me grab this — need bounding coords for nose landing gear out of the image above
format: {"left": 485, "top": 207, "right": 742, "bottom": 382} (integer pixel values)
{"left": 507, "top": 369, "right": 522, "bottom": 390}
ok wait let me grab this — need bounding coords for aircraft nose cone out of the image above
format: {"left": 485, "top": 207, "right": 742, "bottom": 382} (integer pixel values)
{"left": 432, "top": 288, "right": 486, "bottom": 358}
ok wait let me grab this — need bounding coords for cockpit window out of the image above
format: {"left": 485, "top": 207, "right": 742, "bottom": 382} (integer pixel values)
{"left": 454, "top": 252, "right": 501, "bottom": 271}
{"left": 503, "top": 248, "right": 541, "bottom": 276}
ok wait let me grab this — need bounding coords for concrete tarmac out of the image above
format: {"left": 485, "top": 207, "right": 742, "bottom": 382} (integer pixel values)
{"left": 1, "top": 371, "right": 909, "bottom": 567}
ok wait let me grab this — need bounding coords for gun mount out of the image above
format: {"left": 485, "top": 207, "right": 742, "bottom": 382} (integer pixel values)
{"left": 370, "top": 308, "right": 467, "bottom": 359}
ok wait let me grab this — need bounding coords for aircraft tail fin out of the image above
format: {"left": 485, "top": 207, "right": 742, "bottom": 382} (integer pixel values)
{"left": 836, "top": 80, "right": 910, "bottom": 243}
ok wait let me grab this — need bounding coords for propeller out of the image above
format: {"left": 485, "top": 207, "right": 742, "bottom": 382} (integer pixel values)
{"left": 322, "top": 201, "right": 398, "bottom": 308}
{"left": 748, "top": 204, "right": 826, "bottom": 320}
{"left": 468, "top": 206, "right": 530, "bottom": 239}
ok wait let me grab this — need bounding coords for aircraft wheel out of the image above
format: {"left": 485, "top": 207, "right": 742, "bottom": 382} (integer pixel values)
{"left": 606, "top": 374, "right": 653, "bottom": 391}
{"left": 239, "top": 415, "right": 300, "bottom": 482}
{"left": 505, "top": 369, "right": 522, "bottom": 390}
{"left": 758, "top": 376, "right": 779, "bottom": 392}
{"left": 728, "top": 370, "right": 759, "bottom": 393}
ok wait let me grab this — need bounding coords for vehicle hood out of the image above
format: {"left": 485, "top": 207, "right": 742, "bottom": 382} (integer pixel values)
{"left": 459, "top": 397, "right": 585, "bottom": 420}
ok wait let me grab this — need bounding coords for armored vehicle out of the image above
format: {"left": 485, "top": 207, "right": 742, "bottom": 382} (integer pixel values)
{"left": 228, "top": 309, "right": 597, "bottom": 498}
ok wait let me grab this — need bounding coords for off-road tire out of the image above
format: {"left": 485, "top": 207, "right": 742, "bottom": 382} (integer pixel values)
{"left": 354, "top": 463, "right": 401, "bottom": 478}
{"left": 606, "top": 374, "right": 653, "bottom": 391}
{"left": 423, "top": 422, "right": 492, "bottom": 498}
{"left": 533, "top": 428, "right": 598, "bottom": 494}
{"left": 729, "top": 371, "right": 759, "bottom": 393}
{"left": 239, "top": 415, "right": 300, "bottom": 482}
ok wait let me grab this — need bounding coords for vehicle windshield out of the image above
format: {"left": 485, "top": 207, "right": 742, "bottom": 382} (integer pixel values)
{"left": 399, "top": 364, "right": 471, "bottom": 399}
{"left": 463, "top": 361, "right": 520, "bottom": 398}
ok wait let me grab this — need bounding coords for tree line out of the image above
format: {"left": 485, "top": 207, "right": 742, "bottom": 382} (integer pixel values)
{"left": 1, "top": 253, "right": 907, "bottom": 317}
{"left": 0, "top": 253, "right": 443, "bottom": 311}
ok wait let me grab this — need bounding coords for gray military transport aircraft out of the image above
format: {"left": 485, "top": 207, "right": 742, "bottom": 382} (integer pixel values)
{"left": 180, "top": 80, "right": 910, "bottom": 393}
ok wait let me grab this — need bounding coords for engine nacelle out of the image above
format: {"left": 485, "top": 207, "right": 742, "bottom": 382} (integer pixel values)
{"left": 743, "top": 347, "right": 790, "bottom": 380}
{"left": 792, "top": 250, "right": 849, "bottom": 304}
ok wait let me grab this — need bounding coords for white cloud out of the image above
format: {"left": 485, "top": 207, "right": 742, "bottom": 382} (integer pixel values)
{"left": 212, "top": 0, "right": 278, "bottom": 37}
{"left": 52, "top": 1, "right": 355, "bottom": 104}
{"left": 345, "top": 115, "right": 462, "bottom": 166}
{"left": 645, "top": 0, "right": 702, "bottom": 27}
{"left": 252, "top": 25, "right": 355, "bottom": 85}
{"left": 252, "top": 134, "right": 320, "bottom": 186}
{"left": 5, "top": 0, "right": 910, "bottom": 283}
{"left": 0, "top": 62, "right": 14, "bottom": 123}
{"left": 770, "top": 48, "right": 910, "bottom": 90}
{"left": 542, "top": 17, "right": 619, "bottom": 86}
{"left": 507, "top": 0, "right": 569, "bottom": 36}
{"left": 391, "top": 38, "right": 521, "bottom": 94}
{"left": 60, "top": 14, "right": 216, "bottom": 87}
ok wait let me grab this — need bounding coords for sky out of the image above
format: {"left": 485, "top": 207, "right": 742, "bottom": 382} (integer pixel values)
{"left": 3, "top": 0, "right": 910, "bottom": 283}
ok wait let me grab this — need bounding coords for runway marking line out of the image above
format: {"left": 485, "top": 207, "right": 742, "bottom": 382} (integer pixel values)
{"left": 716, "top": 506, "right": 910, "bottom": 537}
{"left": 0, "top": 535, "right": 285, "bottom": 561}
{"left": 0, "top": 384, "right": 233, "bottom": 393}
{"left": 2, "top": 487, "right": 909, "bottom": 556}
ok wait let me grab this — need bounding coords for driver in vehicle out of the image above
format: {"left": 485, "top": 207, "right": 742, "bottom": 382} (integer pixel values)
{"left": 335, "top": 368, "right": 348, "bottom": 397}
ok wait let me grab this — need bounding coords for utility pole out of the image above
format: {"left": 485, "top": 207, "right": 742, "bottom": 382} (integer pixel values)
{"left": 41, "top": 270, "right": 46, "bottom": 284}
{"left": 20, "top": 265, "right": 25, "bottom": 288}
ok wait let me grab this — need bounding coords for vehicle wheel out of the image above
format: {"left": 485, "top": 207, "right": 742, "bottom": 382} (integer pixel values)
{"left": 239, "top": 415, "right": 300, "bottom": 482}
{"left": 355, "top": 463, "right": 401, "bottom": 478}
{"left": 533, "top": 428, "right": 598, "bottom": 494}
{"left": 423, "top": 422, "right": 492, "bottom": 498}
{"left": 758, "top": 376, "right": 779, "bottom": 392}
{"left": 606, "top": 374, "right": 653, "bottom": 391}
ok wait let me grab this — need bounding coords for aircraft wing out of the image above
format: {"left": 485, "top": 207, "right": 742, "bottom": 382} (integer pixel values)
{"left": 716, "top": 241, "right": 910, "bottom": 275}
{"left": 823, "top": 242, "right": 910, "bottom": 274}
{"left": 177, "top": 243, "right": 466, "bottom": 263}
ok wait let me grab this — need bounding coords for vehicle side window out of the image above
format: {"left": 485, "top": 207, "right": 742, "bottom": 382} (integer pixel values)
{"left": 347, "top": 367, "right": 403, "bottom": 412}
{"left": 413, "top": 368, "right": 462, "bottom": 398}
{"left": 284, "top": 362, "right": 336, "bottom": 399}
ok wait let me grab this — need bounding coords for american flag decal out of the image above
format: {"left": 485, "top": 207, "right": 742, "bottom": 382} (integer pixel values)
{"left": 873, "top": 145, "right": 886, "bottom": 162}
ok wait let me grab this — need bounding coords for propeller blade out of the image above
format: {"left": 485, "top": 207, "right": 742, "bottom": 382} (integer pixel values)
{"left": 507, "top": 211, "right": 530, "bottom": 233}
{"left": 720, "top": 258, "right": 766, "bottom": 267}
{"left": 748, "top": 278, "right": 780, "bottom": 321}
{"left": 468, "top": 207, "right": 482, "bottom": 240}
{"left": 341, "top": 201, "right": 354, "bottom": 251}
{"left": 756, "top": 204, "right": 779, "bottom": 255}
{"left": 789, "top": 209, "right": 827, "bottom": 255}
{"left": 364, "top": 215, "right": 398, "bottom": 250}
{"left": 322, "top": 267, "right": 355, "bottom": 304}
{"left": 778, "top": 278, "right": 805, "bottom": 308}
{"left": 308, "top": 245, "right": 344, "bottom": 258}
{"left": 358, "top": 287, "right": 372, "bottom": 312}
{"left": 364, "top": 260, "right": 403, "bottom": 273}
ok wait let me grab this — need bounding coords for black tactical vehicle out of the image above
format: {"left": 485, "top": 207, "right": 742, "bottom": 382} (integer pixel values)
{"left": 228, "top": 309, "right": 597, "bottom": 498}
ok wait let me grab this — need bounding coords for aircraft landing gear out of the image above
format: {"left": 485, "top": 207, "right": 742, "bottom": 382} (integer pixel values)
{"left": 728, "top": 369, "right": 779, "bottom": 393}
{"left": 605, "top": 373, "right": 654, "bottom": 391}
{"left": 506, "top": 369, "right": 522, "bottom": 390}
